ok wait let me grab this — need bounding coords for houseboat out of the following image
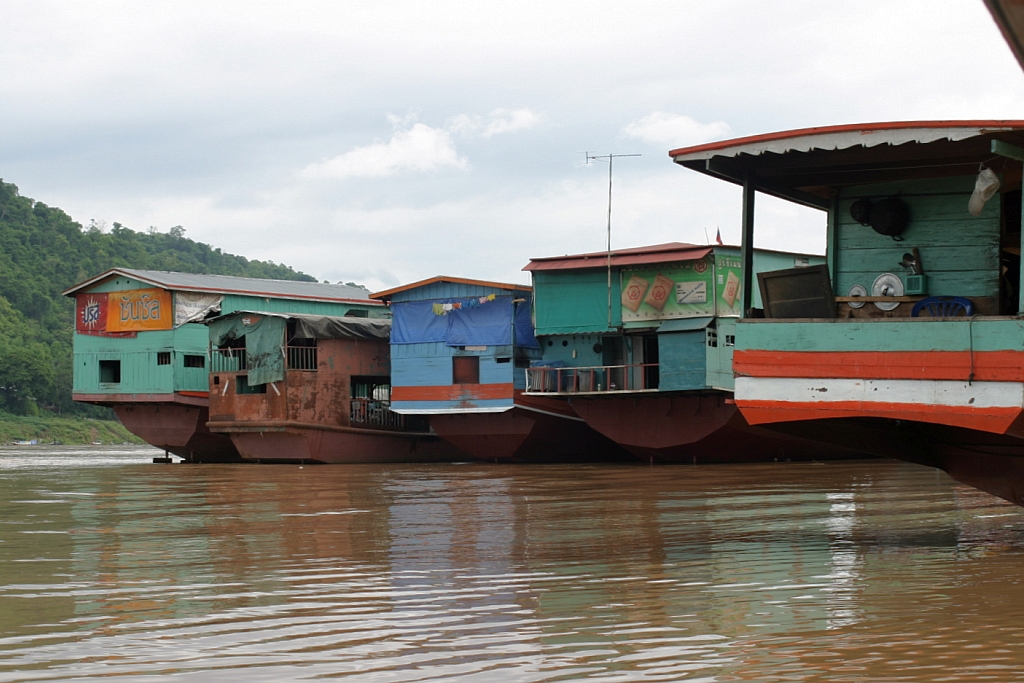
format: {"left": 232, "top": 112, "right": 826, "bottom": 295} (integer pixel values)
{"left": 370, "top": 277, "right": 630, "bottom": 461}
{"left": 522, "top": 242, "right": 855, "bottom": 463}
{"left": 63, "top": 269, "right": 385, "bottom": 461}
{"left": 670, "top": 120, "right": 1024, "bottom": 505}
{"left": 205, "top": 310, "right": 465, "bottom": 463}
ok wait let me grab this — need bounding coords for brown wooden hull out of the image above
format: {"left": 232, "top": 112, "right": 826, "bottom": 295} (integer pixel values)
{"left": 111, "top": 402, "right": 241, "bottom": 462}
{"left": 208, "top": 420, "right": 466, "bottom": 464}
{"left": 427, "top": 395, "right": 632, "bottom": 462}
{"left": 569, "top": 394, "right": 867, "bottom": 463}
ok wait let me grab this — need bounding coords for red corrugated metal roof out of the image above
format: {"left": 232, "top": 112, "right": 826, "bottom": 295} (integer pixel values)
{"left": 668, "top": 120, "right": 1024, "bottom": 160}
{"left": 524, "top": 242, "right": 713, "bottom": 271}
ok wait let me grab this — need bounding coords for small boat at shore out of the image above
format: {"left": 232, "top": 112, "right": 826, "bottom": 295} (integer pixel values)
{"left": 205, "top": 310, "right": 465, "bottom": 463}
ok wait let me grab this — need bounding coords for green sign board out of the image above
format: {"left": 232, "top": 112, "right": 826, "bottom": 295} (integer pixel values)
{"left": 620, "top": 257, "right": 716, "bottom": 323}
{"left": 618, "top": 253, "right": 746, "bottom": 322}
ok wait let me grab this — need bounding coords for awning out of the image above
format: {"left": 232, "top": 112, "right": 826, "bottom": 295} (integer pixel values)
{"left": 658, "top": 316, "right": 714, "bottom": 332}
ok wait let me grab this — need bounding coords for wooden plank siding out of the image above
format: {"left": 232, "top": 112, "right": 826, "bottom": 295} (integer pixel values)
{"left": 834, "top": 176, "right": 1000, "bottom": 299}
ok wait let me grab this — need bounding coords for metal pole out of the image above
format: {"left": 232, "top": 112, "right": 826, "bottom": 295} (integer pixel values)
{"left": 607, "top": 155, "right": 614, "bottom": 328}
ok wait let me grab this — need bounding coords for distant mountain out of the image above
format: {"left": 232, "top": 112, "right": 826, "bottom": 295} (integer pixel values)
{"left": 0, "top": 179, "right": 319, "bottom": 417}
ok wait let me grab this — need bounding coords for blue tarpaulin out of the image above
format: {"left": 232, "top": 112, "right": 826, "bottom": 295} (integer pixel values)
{"left": 514, "top": 299, "right": 540, "bottom": 348}
{"left": 447, "top": 296, "right": 512, "bottom": 346}
{"left": 390, "top": 301, "right": 449, "bottom": 344}
{"left": 392, "top": 295, "right": 536, "bottom": 347}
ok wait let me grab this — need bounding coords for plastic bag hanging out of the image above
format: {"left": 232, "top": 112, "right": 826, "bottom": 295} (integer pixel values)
{"left": 968, "top": 168, "right": 1000, "bottom": 216}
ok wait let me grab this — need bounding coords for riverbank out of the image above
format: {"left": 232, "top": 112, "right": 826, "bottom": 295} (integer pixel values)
{"left": 0, "top": 413, "right": 143, "bottom": 445}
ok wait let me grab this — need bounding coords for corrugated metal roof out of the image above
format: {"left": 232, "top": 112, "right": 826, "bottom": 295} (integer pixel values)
{"left": 668, "top": 121, "right": 1024, "bottom": 161}
{"left": 63, "top": 268, "right": 382, "bottom": 305}
{"left": 524, "top": 243, "right": 713, "bottom": 272}
{"left": 371, "top": 275, "right": 531, "bottom": 302}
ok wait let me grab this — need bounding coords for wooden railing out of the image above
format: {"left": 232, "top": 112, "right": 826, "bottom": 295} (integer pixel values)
{"left": 525, "top": 363, "right": 659, "bottom": 394}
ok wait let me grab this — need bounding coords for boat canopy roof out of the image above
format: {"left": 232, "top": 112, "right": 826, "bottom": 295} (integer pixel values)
{"left": 524, "top": 242, "right": 714, "bottom": 272}
{"left": 669, "top": 121, "right": 1024, "bottom": 209}
{"left": 209, "top": 310, "right": 391, "bottom": 343}
{"left": 64, "top": 268, "right": 380, "bottom": 305}
{"left": 985, "top": 0, "right": 1024, "bottom": 72}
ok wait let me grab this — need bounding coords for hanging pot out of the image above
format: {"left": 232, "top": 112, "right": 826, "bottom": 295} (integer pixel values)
{"left": 849, "top": 198, "right": 872, "bottom": 225}
{"left": 869, "top": 197, "right": 909, "bottom": 238}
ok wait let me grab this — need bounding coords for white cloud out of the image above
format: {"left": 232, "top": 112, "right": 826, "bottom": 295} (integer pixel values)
{"left": 302, "top": 121, "right": 467, "bottom": 180}
{"left": 623, "top": 112, "right": 732, "bottom": 148}
{"left": 448, "top": 108, "right": 542, "bottom": 138}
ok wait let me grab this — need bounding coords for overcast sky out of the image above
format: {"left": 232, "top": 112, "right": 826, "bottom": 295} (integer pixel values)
{"left": 3, "top": 1, "right": 1024, "bottom": 290}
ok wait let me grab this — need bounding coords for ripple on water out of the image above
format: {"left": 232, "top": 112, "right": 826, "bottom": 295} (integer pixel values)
{"left": 0, "top": 455, "right": 1022, "bottom": 681}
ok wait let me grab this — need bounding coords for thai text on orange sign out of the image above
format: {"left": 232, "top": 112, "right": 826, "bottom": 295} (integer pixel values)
{"left": 106, "top": 289, "right": 173, "bottom": 331}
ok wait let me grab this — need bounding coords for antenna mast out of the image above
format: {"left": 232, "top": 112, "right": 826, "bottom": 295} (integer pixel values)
{"left": 585, "top": 152, "right": 641, "bottom": 327}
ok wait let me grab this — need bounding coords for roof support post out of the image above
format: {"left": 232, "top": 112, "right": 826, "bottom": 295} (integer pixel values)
{"left": 740, "top": 175, "right": 756, "bottom": 316}
{"left": 826, "top": 190, "right": 839, "bottom": 294}
{"left": 1019, "top": 174, "right": 1024, "bottom": 315}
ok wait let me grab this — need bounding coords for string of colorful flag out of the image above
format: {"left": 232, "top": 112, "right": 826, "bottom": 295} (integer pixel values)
{"left": 431, "top": 293, "right": 497, "bottom": 316}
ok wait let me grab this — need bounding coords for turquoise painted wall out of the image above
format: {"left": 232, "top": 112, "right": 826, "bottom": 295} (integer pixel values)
{"left": 834, "top": 176, "right": 999, "bottom": 299}
{"left": 736, "top": 317, "right": 1024, "bottom": 353}
{"left": 73, "top": 323, "right": 209, "bottom": 394}
{"left": 72, "top": 274, "right": 385, "bottom": 397}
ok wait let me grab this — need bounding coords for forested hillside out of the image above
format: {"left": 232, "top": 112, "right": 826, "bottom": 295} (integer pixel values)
{"left": 0, "top": 179, "right": 318, "bottom": 417}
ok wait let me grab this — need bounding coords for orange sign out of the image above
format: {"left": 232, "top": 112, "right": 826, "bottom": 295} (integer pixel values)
{"left": 106, "top": 289, "right": 173, "bottom": 332}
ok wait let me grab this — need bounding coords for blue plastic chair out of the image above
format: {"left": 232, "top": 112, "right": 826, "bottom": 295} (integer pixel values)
{"left": 910, "top": 296, "right": 973, "bottom": 318}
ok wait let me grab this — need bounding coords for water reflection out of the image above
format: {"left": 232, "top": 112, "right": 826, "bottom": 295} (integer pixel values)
{"left": 0, "top": 449, "right": 1023, "bottom": 681}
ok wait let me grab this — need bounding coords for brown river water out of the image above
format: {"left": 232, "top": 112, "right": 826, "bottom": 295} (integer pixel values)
{"left": 1, "top": 446, "right": 1024, "bottom": 682}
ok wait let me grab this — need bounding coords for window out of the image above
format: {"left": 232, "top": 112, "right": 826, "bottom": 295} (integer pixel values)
{"left": 344, "top": 309, "right": 368, "bottom": 318}
{"left": 236, "top": 375, "right": 267, "bottom": 394}
{"left": 496, "top": 357, "right": 511, "bottom": 364}
{"left": 99, "top": 360, "right": 121, "bottom": 384}
{"left": 453, "top": 356, "right": 480, "bottom": 385}
{"left": 725, "top": 335, "right": 735, "bottom": 347}
{"left": 184, "top": 355, "right": 205, "bottom": 368}
{"left": 157, "top": 352, "right": 171, "bottom": 365}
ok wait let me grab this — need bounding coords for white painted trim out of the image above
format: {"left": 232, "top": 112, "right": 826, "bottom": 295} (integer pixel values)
{"left": 515, "top": 403, "right": 585, "bottom": 422}
{"left": 389, "top": 406, "right": 513, "bottom": 415}
{"left": 736, "top": 376, "right": 1024, "bottom": 408}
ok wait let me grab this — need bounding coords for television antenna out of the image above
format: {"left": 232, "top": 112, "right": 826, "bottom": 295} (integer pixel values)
{"left": 584, "top": 152, "right": 641, "bottom": 327}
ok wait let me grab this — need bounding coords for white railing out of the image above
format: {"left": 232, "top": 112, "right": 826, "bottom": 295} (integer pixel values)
{"left": 525, "top": 363, "right": 659, "bottom": 394}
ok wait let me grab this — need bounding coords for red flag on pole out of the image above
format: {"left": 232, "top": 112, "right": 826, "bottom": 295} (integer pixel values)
{"left": 715, "top": 228, "right": 723, "bottom": 245}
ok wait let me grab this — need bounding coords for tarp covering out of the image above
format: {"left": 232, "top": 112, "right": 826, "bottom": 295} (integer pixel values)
{"left": 514, "top": 299, "right": 540, "bottom": 348}
{"left": 174, "top": 293, "right": 223, "bottom": 327}
{"left": 208, "top": 311, "right": 391, "bottom": 385}
{"left": 391, "top": 295, "right": 527, "bottom": 347}
{"left": 209, "top": 313, "right": 287, "bottom": 385}
{"left": 390, "top": 301, "right": 449, "bottom": 344}
{"left": 532, "top": 269, "right": 615, "bottom": 335}
{"left": 289, "top": 314, "right": 391, "bottom": 341}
